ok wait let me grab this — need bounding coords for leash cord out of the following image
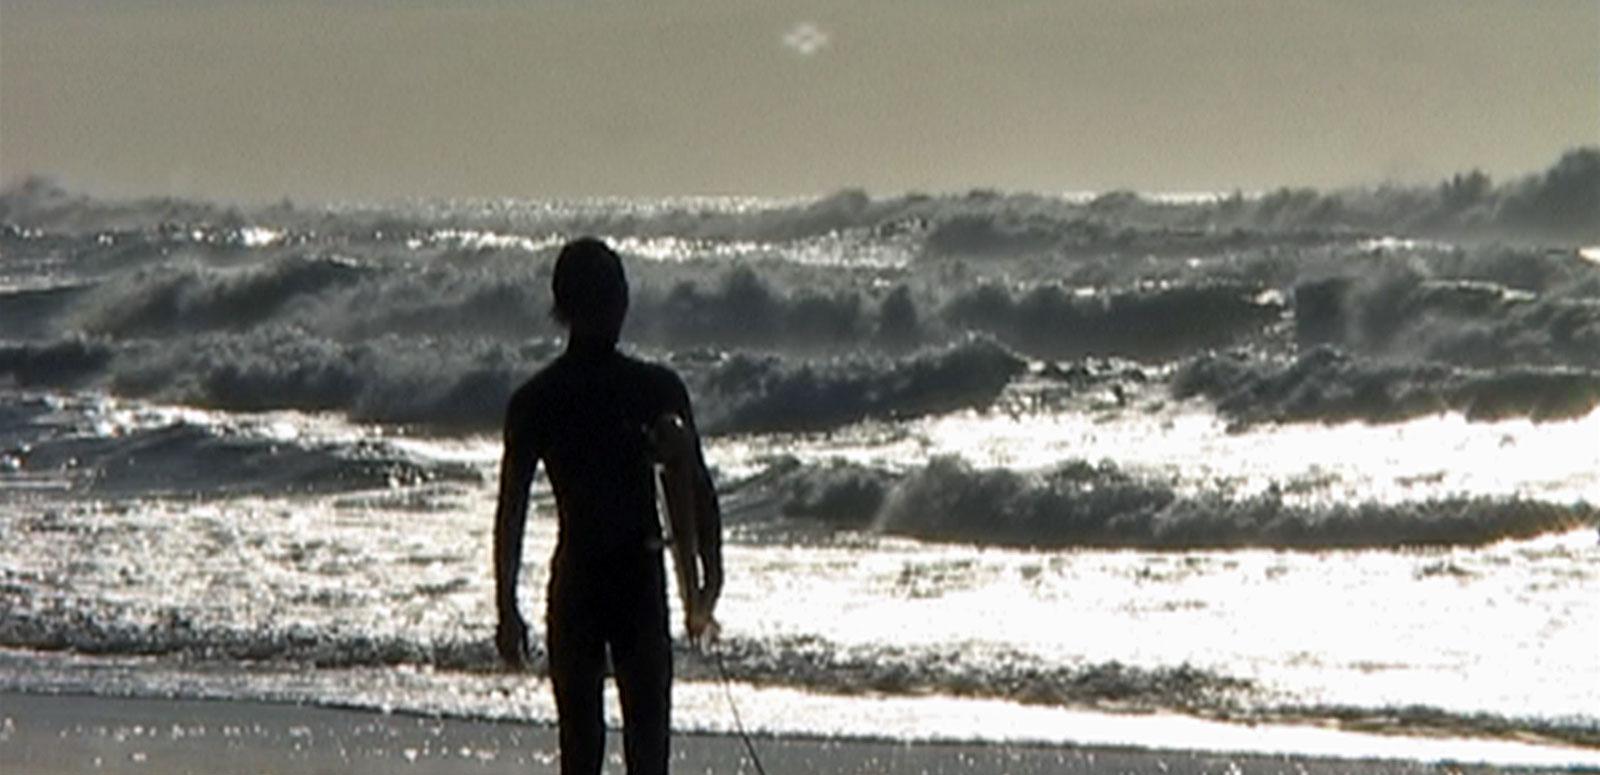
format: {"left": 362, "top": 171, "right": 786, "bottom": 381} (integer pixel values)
{"left": 710, "top": 645, "right": 770, "bottom": 775}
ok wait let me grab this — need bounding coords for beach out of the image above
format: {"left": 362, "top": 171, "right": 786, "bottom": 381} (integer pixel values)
{"left": 6, "top": 691, "right": 1587, "bottom": 775}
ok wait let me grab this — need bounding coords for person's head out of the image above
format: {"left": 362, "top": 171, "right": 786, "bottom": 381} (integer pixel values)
{"left": 551, "top": 237, "right": 628, "bottom": 344}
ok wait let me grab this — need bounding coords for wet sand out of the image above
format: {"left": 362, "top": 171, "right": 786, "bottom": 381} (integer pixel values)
{"left": 1, "top": 692, "right": 1588, "bottom": 774}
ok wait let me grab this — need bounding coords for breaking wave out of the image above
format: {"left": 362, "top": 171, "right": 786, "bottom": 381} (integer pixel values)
{"left": 765, "top": 456, "right": 1596, "bottom": 549}
{"left": 0, "top": 336, "right": 1028, "bottom": 435}
{"left": 693, "top": 337, "right": 1025, "bottom": 434}
{"left": 1175, "top": 347, "right": 1600, "bottom": 427}
{"left": 1, "top": 333, "right": 545, "bottom": 431}
{"left": 2, "top": 246, "right": 1286, "bottom": 363}
{"left": 943, "top": 281, "right": 1280, "bottom": 361}
{"left": 75, "top": 257, "right": 370, "bottom": 338}
{"left": 0, "top": 395, "right": 481, "bottom": 497}
{"left": 1292, "top": 265, "right": 1600, "bottom": 370}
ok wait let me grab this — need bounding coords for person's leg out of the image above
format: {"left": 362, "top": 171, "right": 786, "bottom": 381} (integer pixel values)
{"left": 608, "top": 560, "right": 671, "bottom": 775}
{"left": 548, "top": 582, "right": 608, "bottom": 775}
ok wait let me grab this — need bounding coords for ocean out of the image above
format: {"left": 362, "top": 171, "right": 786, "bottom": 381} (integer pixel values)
{"left": 2, "top": 156, "right": 1597, "bottom": 764}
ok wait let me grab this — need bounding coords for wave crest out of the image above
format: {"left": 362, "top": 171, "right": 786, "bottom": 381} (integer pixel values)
{"left": 1, "top": 334, "right": 1028, "bottom": 435}
{"left": 767, "top": 456, "right": 1595, "bottom": 549}
{"left": 1175, "top": 347, "right": 1600, "bottom": 427}
{"left": 695, "top": 337, "right": 1026, "bottom": 434}
{"left": 1293, "top": 264, "right": 1600, "bottom": 370}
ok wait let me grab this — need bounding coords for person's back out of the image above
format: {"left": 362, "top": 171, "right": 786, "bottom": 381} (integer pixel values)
{"left": 494, "top": 238, "right": 722, "bottom": 775}
{"left": 518, "top": 351, "right": 683, "bottom": 558}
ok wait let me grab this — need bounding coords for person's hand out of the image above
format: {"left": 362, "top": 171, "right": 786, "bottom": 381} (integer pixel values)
{"left": 496, "top": 611, "right": 529, "bottom": 669}
{"left": 686, "top": 601, "right": 721, "bottom": 645}
{"left": 687, "top": 575, "right": 722, "bottom": 645}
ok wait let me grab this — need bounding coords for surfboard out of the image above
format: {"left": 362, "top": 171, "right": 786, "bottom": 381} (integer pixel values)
{"left": 651, "top": 413, "right": 719, "bottom": 642}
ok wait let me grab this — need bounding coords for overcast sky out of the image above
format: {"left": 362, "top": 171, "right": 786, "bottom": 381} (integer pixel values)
{"left": 2, "top": 0, "right": 1596, "bottom": 201}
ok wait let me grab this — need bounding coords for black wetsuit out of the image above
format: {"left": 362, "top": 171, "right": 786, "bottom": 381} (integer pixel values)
{"left": 498, "top": 345, "right": 704, "bottom": 775}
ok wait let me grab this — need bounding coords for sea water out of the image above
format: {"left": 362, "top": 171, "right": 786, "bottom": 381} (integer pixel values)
{"left": 1, "top": 177, "right": 1597, "bottom": 766}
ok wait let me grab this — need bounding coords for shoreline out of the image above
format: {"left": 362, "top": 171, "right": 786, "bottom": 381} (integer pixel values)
{"left": 2, "top": 691, "right": 1593, "bottom": 774}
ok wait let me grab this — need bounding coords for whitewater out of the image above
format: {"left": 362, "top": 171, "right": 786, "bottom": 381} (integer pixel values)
{"left": 1, "top": 151, "right": 1598, "bottom": 766}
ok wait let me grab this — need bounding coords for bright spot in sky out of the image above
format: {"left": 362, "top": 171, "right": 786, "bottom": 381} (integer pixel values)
{"left": 782, "top": 22, "right": 829, "bottom": 56}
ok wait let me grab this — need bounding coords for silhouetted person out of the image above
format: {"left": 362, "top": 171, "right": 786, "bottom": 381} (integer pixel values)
{"left": 495, "top": 237, "right": 723, "bottom": 775}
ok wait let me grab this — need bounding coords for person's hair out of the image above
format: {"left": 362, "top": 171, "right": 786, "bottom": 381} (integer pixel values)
{"left": 551, "top": 237, "right": 628, "bottom": 338}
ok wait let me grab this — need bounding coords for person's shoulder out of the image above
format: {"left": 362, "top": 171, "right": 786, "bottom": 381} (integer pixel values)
{"left": 620, "top": 352, "right": 686, "bottom": 388}
{"left": 506, "top": 358, "right": 563, "bottom": 415}
{"left": 617, "top": 353, "right": 681, "bottom": 384}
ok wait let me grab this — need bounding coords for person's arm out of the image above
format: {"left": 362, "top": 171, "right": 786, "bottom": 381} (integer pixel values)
{"left": 493, "top": 397, "right": 538, "bottom": 668}
{"left": 691, "top": 452, "right": 724, "bottom": 608}
{"left": 670, "top": 379, "right": 723, "bottom": 611}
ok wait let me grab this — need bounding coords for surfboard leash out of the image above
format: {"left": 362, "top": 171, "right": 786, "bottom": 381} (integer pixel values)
{"left": 709, "top": 642, "right": 770, "bottom": 775}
